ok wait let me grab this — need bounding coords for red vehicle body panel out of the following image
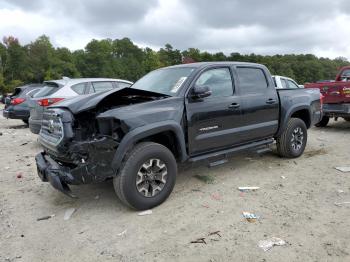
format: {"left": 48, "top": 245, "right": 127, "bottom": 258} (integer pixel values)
{"left": 305, "top": 66, "right": 350, "bottom": 104}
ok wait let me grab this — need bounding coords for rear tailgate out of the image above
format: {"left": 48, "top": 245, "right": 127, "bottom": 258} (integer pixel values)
{"left": 305, "top": 82, "right": 350, "bottom": 104}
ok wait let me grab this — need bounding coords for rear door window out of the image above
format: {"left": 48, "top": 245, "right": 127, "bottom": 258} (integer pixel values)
{"left": 92, "top": 81, "right": 115, "bottom": 93}
{"left": 281, "top": 79, "right": 288, "bottom": 89}
{"left": 118, "top": 82, "right": 132, "bottom": 89}
{"left": 33, "top": 83, "right": 60, "bottom": 98}
{"left": 71, "top": 83, "right": 86, "bottom": 94}
{"left": 287, "top": 80, "right": 299, "bottom": 89}
{"left": 237, "top": 67, "right": 268, "bottom": 93}
{"left": 86, "top": 82, "right": 95, "bottom": 94}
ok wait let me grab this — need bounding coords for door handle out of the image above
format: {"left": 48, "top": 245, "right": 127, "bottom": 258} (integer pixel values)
{"left": 266, "top": 98, "right": 277, "bottom": 104}
{"left": 228, "top": 103, "right": 240, "bottom": 109}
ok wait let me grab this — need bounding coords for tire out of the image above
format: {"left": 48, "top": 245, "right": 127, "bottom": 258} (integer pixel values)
{"left": 344, "top": 117, "right": 350, "bottom": 122}
{"left": 277, "top": 118, "right": 307, "bottom": 158}
{"left": 113, "top": 142, "right": 177, "bottom": 210}
{"left": 315, "top": 116, "right": 329, "bottom": 127}
{"left": 22, "top": 119, "right": 29, "bottom": 125}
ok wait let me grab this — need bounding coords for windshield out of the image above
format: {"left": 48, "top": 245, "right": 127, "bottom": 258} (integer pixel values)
{"left": 131, "top": 67, "right": 195, "bottom": 96}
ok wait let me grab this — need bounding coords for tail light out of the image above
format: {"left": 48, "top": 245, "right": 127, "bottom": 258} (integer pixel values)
{"left": 37, "top": 98, "right": 64, "bottom": 107}
{"left": 11, "top": 98, "right": 25, "bottom": 105}
{"left": 320, "top": 93, "right": 324, "bottom": 108}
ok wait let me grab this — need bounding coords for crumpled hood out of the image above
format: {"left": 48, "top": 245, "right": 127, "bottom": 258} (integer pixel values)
{"left": 49, "top": 88, "right": 168, "bottom": 114}
{"left": 97, "top": 97, "right": 184, "bottom": 130}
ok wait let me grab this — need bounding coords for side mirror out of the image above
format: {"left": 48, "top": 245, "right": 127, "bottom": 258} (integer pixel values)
{"left": 191, "top": 85, "right": 212, "bottom": 99}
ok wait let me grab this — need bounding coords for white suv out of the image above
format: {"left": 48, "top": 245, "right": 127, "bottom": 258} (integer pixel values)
{"left": 272, "top": 75, "right": 304, "bottom": 89}
{"left": 28, "top": 78, "right": 133, "bottom": 134}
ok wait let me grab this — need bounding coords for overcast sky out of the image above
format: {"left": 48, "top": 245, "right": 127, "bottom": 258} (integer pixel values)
{"left": 1, "top": 0, "right": 350, "bottom": 59}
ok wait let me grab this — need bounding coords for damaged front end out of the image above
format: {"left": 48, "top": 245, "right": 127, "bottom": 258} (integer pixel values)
{"left": 35, "top": 88, "right": 174, "bottom": 197}
{"left": 36, "top": 108, "right": 121, "bottom": 197}
{"left": 36, "top": 136, "right": 119, "bottom": 197}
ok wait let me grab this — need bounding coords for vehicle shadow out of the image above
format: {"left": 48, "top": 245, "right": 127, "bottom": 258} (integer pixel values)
{"left": 315, "top": 119, "right": 350, "bottom": 132}
{"left": 45, "top": 149, "right": 282, "bottom": 213}
{"left": 48, "top": 180, "right": 132, "bottom": 212}
{"left": 7, "top": 124, "right": 28, "bottom": 129}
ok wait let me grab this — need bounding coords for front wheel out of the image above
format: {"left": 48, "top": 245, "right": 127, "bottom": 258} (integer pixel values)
{"left": 277, "top": 118, "right": 307, "bottom": 158}
{"left": 315, "top": 116, "right": 329, "bottom": 127}
{"left": 113, "top": 142, "right": 177, "bottom": 210}
{"left": 343, "top": 117, "right": 350, "bottom": 122}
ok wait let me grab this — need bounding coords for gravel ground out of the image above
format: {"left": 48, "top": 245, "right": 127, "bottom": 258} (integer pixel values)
{"left": 0, "top": 111, "right": 350, "bottom": 262}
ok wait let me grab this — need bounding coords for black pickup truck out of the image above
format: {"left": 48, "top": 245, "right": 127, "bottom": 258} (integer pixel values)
{"left": 35, "top": 62, "right": 322, "bottom": 210}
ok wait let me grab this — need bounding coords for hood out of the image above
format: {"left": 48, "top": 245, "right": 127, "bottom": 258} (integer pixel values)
{"left": 49, "top": 88, "right": 168, "bottom": 114}
{"left": 97, "top": 96, "right": 184, "bottom": 130}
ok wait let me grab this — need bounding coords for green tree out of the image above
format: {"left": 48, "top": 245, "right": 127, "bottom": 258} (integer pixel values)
{"left": 3, "top": 36, "right": 28, "bottom": 83}
{"left": 83, "top": 39, "right": 114, "bottom": 77}
{"left": 112, "top": 38, "right": 145, "bottom": 81}
{"left": 142, "top": 47, "right": 161, "bottom": 73}
{"left": 158, "top": 44, "right": 182, "bottom": 66}
{"left": 27, "top": 35, "right": 55, "bottom": 82}
{"left": 182, "top": 48, "right": 202, "bottom": 62}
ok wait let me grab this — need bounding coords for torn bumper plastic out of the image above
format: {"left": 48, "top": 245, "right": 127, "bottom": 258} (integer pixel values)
{"left": 35, "top": 136, "right": 119, "bottom": 197}
{"left": 35, "top": 152, "right": 77, "bottom": 197}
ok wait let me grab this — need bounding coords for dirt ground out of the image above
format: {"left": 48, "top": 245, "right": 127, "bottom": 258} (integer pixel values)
{"left": 0, "top": 110, "right": 350, "bottom": 262}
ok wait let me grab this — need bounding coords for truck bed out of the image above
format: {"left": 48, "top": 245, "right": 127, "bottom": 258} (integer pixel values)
{"left": 276, "top": 88, "right": 322, "bottom": 132}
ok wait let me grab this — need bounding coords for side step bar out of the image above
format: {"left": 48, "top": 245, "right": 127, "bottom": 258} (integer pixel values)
{"left": 189, "top": 138, "right": 274, "bottom": 163}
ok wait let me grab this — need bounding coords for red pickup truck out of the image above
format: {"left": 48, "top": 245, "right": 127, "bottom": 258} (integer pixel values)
{"left": 305, "top": 66, "right": 350, "bottom": 126}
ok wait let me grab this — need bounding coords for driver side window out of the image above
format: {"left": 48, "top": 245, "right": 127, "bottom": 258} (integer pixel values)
{"left": 195, "top": 68, "right": 233, "bottom": 97}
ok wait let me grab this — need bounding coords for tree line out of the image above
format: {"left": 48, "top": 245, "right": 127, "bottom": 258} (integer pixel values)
{"left": 0, "top": 35, "right": 348, "bottom": 93}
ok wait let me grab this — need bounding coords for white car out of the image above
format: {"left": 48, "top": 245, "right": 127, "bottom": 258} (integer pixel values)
{"left": 272, "top": 75, "right": 304, "bottom": 89}
{"left": 28, "top": 77, "right": 133, "bottom": 134}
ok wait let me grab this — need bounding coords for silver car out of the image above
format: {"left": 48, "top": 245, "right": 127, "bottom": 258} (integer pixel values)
{"left": 28, "top": 78, "right": 133, "bottom": 134}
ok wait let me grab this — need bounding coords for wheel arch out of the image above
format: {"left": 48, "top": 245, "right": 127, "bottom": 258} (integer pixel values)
{"left": 277, "top": 105, "right": 311, "bottom": 137}
{"left": 111, "top": 121, "right": 188, "bottom": 173}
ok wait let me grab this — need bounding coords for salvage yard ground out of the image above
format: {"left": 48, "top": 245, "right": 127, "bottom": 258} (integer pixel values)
{"left": 0, "top": 112, "right": 350, "bottom": 261}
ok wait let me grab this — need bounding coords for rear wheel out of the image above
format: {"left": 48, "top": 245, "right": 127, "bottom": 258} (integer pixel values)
{"left": 344, "top": 117, "right": 350, "bottom": 122}
{"left": 277, "top": 118, "right": 307, "bottom": 158}
{"left": 113, "top": 142, "right": 177, "bottom": 210}
{"left": 315, "top": 116, "right": 329, "bottom": 127}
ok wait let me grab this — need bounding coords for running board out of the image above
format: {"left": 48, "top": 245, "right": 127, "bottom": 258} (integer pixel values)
{"left": 256, "top": 147, "right": 272, "bottom": 154}
{"left": 189, "top": 138, "right": 274, "bottom": 163}
{"left": 209, "top": 159, "right": 228, "bottom": 167}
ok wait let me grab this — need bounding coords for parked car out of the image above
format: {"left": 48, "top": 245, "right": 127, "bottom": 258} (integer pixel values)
{"left": 273, "top": 75, "right": 304, "bottom": 89}
{"left": 35, "top": 62, "right": 322, "bottom": 210}
{"left": 3, "top": 84, "right": 43, "bottom": 124}
{"left": 305, "top": 66, "right": 350, "bottom": 126}
{"left": 28, "top": 78, "right": 133, "bottom": 134}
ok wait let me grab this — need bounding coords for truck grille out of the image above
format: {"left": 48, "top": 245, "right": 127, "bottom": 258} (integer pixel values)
{"left": 40, "top": 109, "right": 64, "bottom": 146}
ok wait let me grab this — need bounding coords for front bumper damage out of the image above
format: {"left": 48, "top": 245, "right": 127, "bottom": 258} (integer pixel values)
{"left": 36, "top": 152, "right": 77, "bottom": 197}
{"left": 35, "top": 136, "right": 119, "bottom": 197}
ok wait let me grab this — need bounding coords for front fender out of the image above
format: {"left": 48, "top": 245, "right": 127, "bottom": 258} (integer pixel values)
{"left": 111, "top": 120, "right": 188, "bottom": 172}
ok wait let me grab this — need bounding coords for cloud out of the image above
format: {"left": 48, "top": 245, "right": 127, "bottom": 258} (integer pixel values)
{"left": 0, "top": 0, "right": 350, "bottom": 59}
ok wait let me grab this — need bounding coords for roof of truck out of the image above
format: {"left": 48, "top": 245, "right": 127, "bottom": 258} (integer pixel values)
{"left": 167, "top": 61, "right": 266, "bottom": 69}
